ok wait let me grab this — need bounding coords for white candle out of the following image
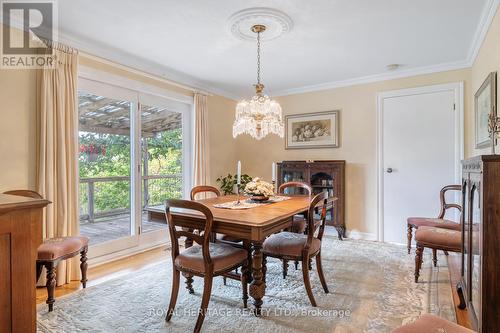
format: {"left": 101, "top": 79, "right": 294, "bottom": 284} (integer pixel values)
{"left": 237, "top": 161, "right": 241, "bottom": 185}
{"left": 272, "top": 162, "right": 276, "bottom": 182}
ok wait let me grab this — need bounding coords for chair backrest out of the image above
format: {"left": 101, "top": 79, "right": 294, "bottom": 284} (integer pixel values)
{"left": 305, "top": 191, "right": 328, "bottom": 249}
{"left": 190, "top": 185, "right": 221, "bottom": 200}
{"left": 3, "top": 190, "right": 43, "bottom": 199}
{"left": 438, "top": 185, "right": 462, "bottom": 219}
{"left": 278, "top": 182, "right": 312, "bottom": 196}
{"left": 164, "top": 199, "right": 214, "bottom": 270}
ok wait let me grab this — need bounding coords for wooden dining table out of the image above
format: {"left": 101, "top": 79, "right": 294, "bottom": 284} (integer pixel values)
{"left": 162, "top": 194, "right": 337, "bottom": 316}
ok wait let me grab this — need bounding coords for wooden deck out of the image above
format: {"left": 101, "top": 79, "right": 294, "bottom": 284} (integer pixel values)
{"left": 80, "top": 212, "right": 166, "bottom": 245}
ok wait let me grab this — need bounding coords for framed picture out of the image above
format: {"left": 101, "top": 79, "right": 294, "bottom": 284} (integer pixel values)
{"left": 475, "top": 72, "right": 497, "bottom": 149}
{"left": 285, "top": 110, "right": 340, "bottom": 149}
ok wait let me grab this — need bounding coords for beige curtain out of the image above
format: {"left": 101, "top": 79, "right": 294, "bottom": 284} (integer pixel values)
{"left": 193, "top": 93, "right": 210, "bottom": 188}
{"left": 36, "top": 44, "right": 80, "bottom": 286}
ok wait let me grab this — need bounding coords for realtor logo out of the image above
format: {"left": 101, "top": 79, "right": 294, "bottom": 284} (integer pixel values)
{"left": 1, "top": 1, "right": 57, "bottom": 68}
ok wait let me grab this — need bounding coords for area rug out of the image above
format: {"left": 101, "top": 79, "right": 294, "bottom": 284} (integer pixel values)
{"left": 37, "top": 237, "right": 455, "bottom": 333}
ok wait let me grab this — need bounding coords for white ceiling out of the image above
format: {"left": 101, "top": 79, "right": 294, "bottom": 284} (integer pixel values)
{"left": 57, "top": 0, "right": 495, "bottom": 98}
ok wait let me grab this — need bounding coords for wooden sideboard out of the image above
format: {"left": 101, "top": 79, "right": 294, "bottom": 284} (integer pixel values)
{"left": 0, "top": 194, "right": 50, "bottom": 333}
{"left": 457, "top": 155, "right": 500, "bottom": 332}
{"left": 277, "top": 160, "right": 345, "bottom": 239}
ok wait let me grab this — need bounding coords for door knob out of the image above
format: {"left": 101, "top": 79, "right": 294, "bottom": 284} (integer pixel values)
{"left": 386, "top": 168, "right": 393, "bottom": 173}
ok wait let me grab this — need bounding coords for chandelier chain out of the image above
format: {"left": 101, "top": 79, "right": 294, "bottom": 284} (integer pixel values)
{"left": 257, "top": 31, "right": 261, "bottom": 85}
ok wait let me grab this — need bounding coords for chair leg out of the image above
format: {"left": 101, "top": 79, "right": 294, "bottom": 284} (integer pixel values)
{"left": 166, "top": 269, "right": 180, "bottom": 322}
{"left": 193, "top": 275, "right": 213, "bottom": 333}
{"left": 301, "top": 257, "right": 317, "bottom": 307}
{"left": 223, "top": 276, "right": 227, "bottom": 286}
{"left": 315, "top": 252, "right": 329, "bottom": 293}
{"left": 407, "top": 224, "right": 413, "bottom": 254}
{"left": 45, "top": 262, "right": 56, "bottom": 312}
{"left": 282, "top": 259, "right": 288, "bottom": 279}
{"left": 309, "top": 258, "right": 313, "bottom": 271}
{"left": 241, "top": 261, "right": 249, "bottom": 308}
{"left": 295, "top": 260, "right": 299, "bottom": 270}
{"left": 183, "top": 273, "right": 195, "bottom": 294}
{"left": 415, "top": 245, "right": 424, "bottom": 283}
{"left": 432, "top": 249, "right": 438, "bottom": 267}
{"left": 36, "top": 262, "right": 43, "bottom": 283}
{"left": 80, "top": 246, "right": 88, "bottom": 288}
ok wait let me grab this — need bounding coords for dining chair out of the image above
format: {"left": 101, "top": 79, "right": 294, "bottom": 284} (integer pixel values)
{"left": 190, "top": 185, "right": 245, "bottom": 286}
{"left": 406, "top": 184, "right": 462, "bottom": 266}
{"left": 262, "top": 192, "right": 329, "bottom": 307}
{"left": 278, "top": 181, "right": 313, "bottom": 276}
{"left": 164, "top": 199, "right": 249, "bottom": 333}
{"left": 3, "top": 190, "right": 89, "bottom": 312}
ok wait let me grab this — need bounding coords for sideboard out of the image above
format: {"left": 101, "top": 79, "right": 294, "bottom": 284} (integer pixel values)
{"left": 277, "top": 160, "right": 345, "bottom": 239}
{"left": 457, "top": 155, "right": 500, "bottom": 332}
{"left": 0, "top": 193, "right": 50, "bottom": 332}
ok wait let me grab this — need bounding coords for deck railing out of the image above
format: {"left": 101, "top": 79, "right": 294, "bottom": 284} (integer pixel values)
{"left": 79, "top": 174, "right": 182, "bottom": 223}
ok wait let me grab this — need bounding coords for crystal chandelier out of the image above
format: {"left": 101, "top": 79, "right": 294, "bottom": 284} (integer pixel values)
{"left": 232, "top": 25, "right": 284, "bottom": 140}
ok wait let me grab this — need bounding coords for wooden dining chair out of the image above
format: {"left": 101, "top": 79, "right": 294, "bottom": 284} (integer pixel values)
{"left": 3, "top": 190, "right": 89, "bottom": 312}
{"left": 164, "top": 199, "right": 249, "bottom": 333}
{"left": 278, "top": 182, "right": 313, "bottom": 234}
{"left": 262, "top": 192, "right": 329, "bottom": 307}
{"left": 406, "top": 184, "right": 462, "bottom": 266}
{"left": 278, "top": 182, "right": 313, "bottom": 275}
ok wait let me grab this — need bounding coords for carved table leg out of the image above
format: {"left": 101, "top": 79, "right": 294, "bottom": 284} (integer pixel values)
{"left": 249, "top": 242, "right": 266, "bottom": 316}
{"left": 182, "top": 228, "right": 195, "bottom": 293}
{"left": 407, "top": 224, "right": 413, "bottom": 254}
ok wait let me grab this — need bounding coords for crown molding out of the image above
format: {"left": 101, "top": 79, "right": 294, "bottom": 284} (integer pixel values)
{"left": 466, "top": 0, "right": 500, "bottom": 65}
{"left": 271, "top": 60, "right": 471, "bottom": 97}
{"left": 57, "top": 30, "right": 240, "bottom": 100}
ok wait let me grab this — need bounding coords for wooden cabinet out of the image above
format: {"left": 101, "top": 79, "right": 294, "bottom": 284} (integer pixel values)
{"left": 277, "top": 160, "right": 345, "bottom": 238}
{"left": 0, "top": 194, "right": 50, "bottom": 333}
{"left": 458, "top": 155, "right": 500, "bottom": 332}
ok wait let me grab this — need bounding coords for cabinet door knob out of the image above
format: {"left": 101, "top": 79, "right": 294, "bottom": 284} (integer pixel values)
{"left": 386, "top": 168, "right": 393, "bottom": 173}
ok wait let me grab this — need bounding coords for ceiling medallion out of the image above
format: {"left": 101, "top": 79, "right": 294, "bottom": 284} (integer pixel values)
{"left": 227, "top": 7, "right": 293, "bottom": 41}
{"left": 232, "top": 24, "right": 284, "bottom": 140}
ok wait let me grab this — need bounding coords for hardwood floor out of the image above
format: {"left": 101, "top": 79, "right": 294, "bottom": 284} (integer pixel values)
{"left": 36, "top": 246, "right": 170, "bottom": 305}
{"left": 447, "top": 253, "right": 472, "bottom": 330}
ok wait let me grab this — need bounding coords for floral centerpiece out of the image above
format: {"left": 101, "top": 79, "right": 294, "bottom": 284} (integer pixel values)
{"left": 244, "top": 177, "right": 275, "bottom": 202}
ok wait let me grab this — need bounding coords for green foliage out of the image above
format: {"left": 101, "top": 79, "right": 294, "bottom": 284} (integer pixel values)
{"left": 79, "top": 128, "right": 183, "bottom": 215}
{"left": 216, "top": 173, "right": 252, "bottom": 195}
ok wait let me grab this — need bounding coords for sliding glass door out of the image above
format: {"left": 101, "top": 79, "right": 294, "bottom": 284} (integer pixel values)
{"left": 77, "top": 76, "right": 192, "bottom": 257}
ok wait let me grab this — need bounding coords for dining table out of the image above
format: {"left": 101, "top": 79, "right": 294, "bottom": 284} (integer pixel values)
{"left": 159, "top": 194, "right": 337, "bottom": 316}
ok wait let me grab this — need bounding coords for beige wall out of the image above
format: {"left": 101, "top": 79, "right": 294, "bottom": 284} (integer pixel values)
{"left": 469, "top": 7, "right": 500, "bottom": 157}
{"left": 234, "top": 69, "right": 471, "bottom": 237}
{"left": 0, "top": 68, "right": 37, "bottom": 192}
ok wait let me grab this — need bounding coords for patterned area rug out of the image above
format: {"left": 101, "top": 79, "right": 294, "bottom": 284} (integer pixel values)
{"left": 37, "top": 237, "right": 455, "bottom": 333}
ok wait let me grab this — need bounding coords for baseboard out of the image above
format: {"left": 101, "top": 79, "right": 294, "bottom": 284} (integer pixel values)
{"left": 88, "top": 239, "right": 170, "bottom": 268}
{"left": 345, "top": 230, "right": 378, "bottom": 241}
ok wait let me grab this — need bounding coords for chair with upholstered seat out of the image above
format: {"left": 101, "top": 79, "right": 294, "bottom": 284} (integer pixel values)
{"left": 262, "top": 192, "right": 329, "bottom": 307}
{"left": 392, "top": 313, "right": 474, "bottom": 333}
{"left": 164, "top": 199, "right": 249, "bottom": 333}
{"left": 406, "top": 185, "right": 462, "bottom": 262}
{"left": 3, "top": 190, "right": 89, "bottom": 312}
{"left": 414, "top": 226, "right": 461, "bottom": 283}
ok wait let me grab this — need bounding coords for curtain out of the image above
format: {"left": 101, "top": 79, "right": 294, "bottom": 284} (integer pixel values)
{"left": 36, "top": 43, "right": 80, "bottom": 286}
{"left": 193, "top": 93, "right": 210, "bottom": 189}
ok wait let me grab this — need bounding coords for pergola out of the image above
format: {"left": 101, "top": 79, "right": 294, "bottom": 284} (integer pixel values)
{"left": 78, "top": 92, "right": 183, "bottom": 233}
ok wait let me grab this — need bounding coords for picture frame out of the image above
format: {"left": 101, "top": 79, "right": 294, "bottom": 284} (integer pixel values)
{"left": 285, "top": 110, "right": 340, "bottom": 149}
{"left": 475, "top": 72, "right": 497, "bottom": 149}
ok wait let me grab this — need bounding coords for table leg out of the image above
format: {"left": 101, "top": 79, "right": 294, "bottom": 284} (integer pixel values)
{"left": 249, "top": 241, "right": 266, "bottom": 316}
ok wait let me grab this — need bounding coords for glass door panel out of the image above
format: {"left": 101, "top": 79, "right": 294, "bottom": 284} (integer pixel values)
{"left": 140, "top": 103, "right": 183, "bottom": 233}
{"left": 78, "top": 91, "right": 133, "bottom": 245}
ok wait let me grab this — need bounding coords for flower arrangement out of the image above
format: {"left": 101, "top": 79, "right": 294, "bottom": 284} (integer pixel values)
{"left": 244, "top": 178, "right": 275, "bottom": 198}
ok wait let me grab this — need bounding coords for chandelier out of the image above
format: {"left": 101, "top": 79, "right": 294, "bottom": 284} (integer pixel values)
{"left": 232, "top": 25, "right": 284, "bottom": 140}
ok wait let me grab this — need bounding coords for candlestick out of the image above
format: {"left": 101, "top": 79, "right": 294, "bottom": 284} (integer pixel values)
{"left": 271, "top": 162, "right": 276, "bottom": 182}
{"left": 237, "top": 160, "right": 241, "bottom": 185}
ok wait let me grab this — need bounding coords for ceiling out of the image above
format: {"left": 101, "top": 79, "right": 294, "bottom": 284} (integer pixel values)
{"left": 57, "top": 0, "right": 494, "bottom": 98}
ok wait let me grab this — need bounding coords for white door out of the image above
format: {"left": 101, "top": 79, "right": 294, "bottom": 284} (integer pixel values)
{"left": 379, "top": 83, "right": 463, "bottom": 244}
